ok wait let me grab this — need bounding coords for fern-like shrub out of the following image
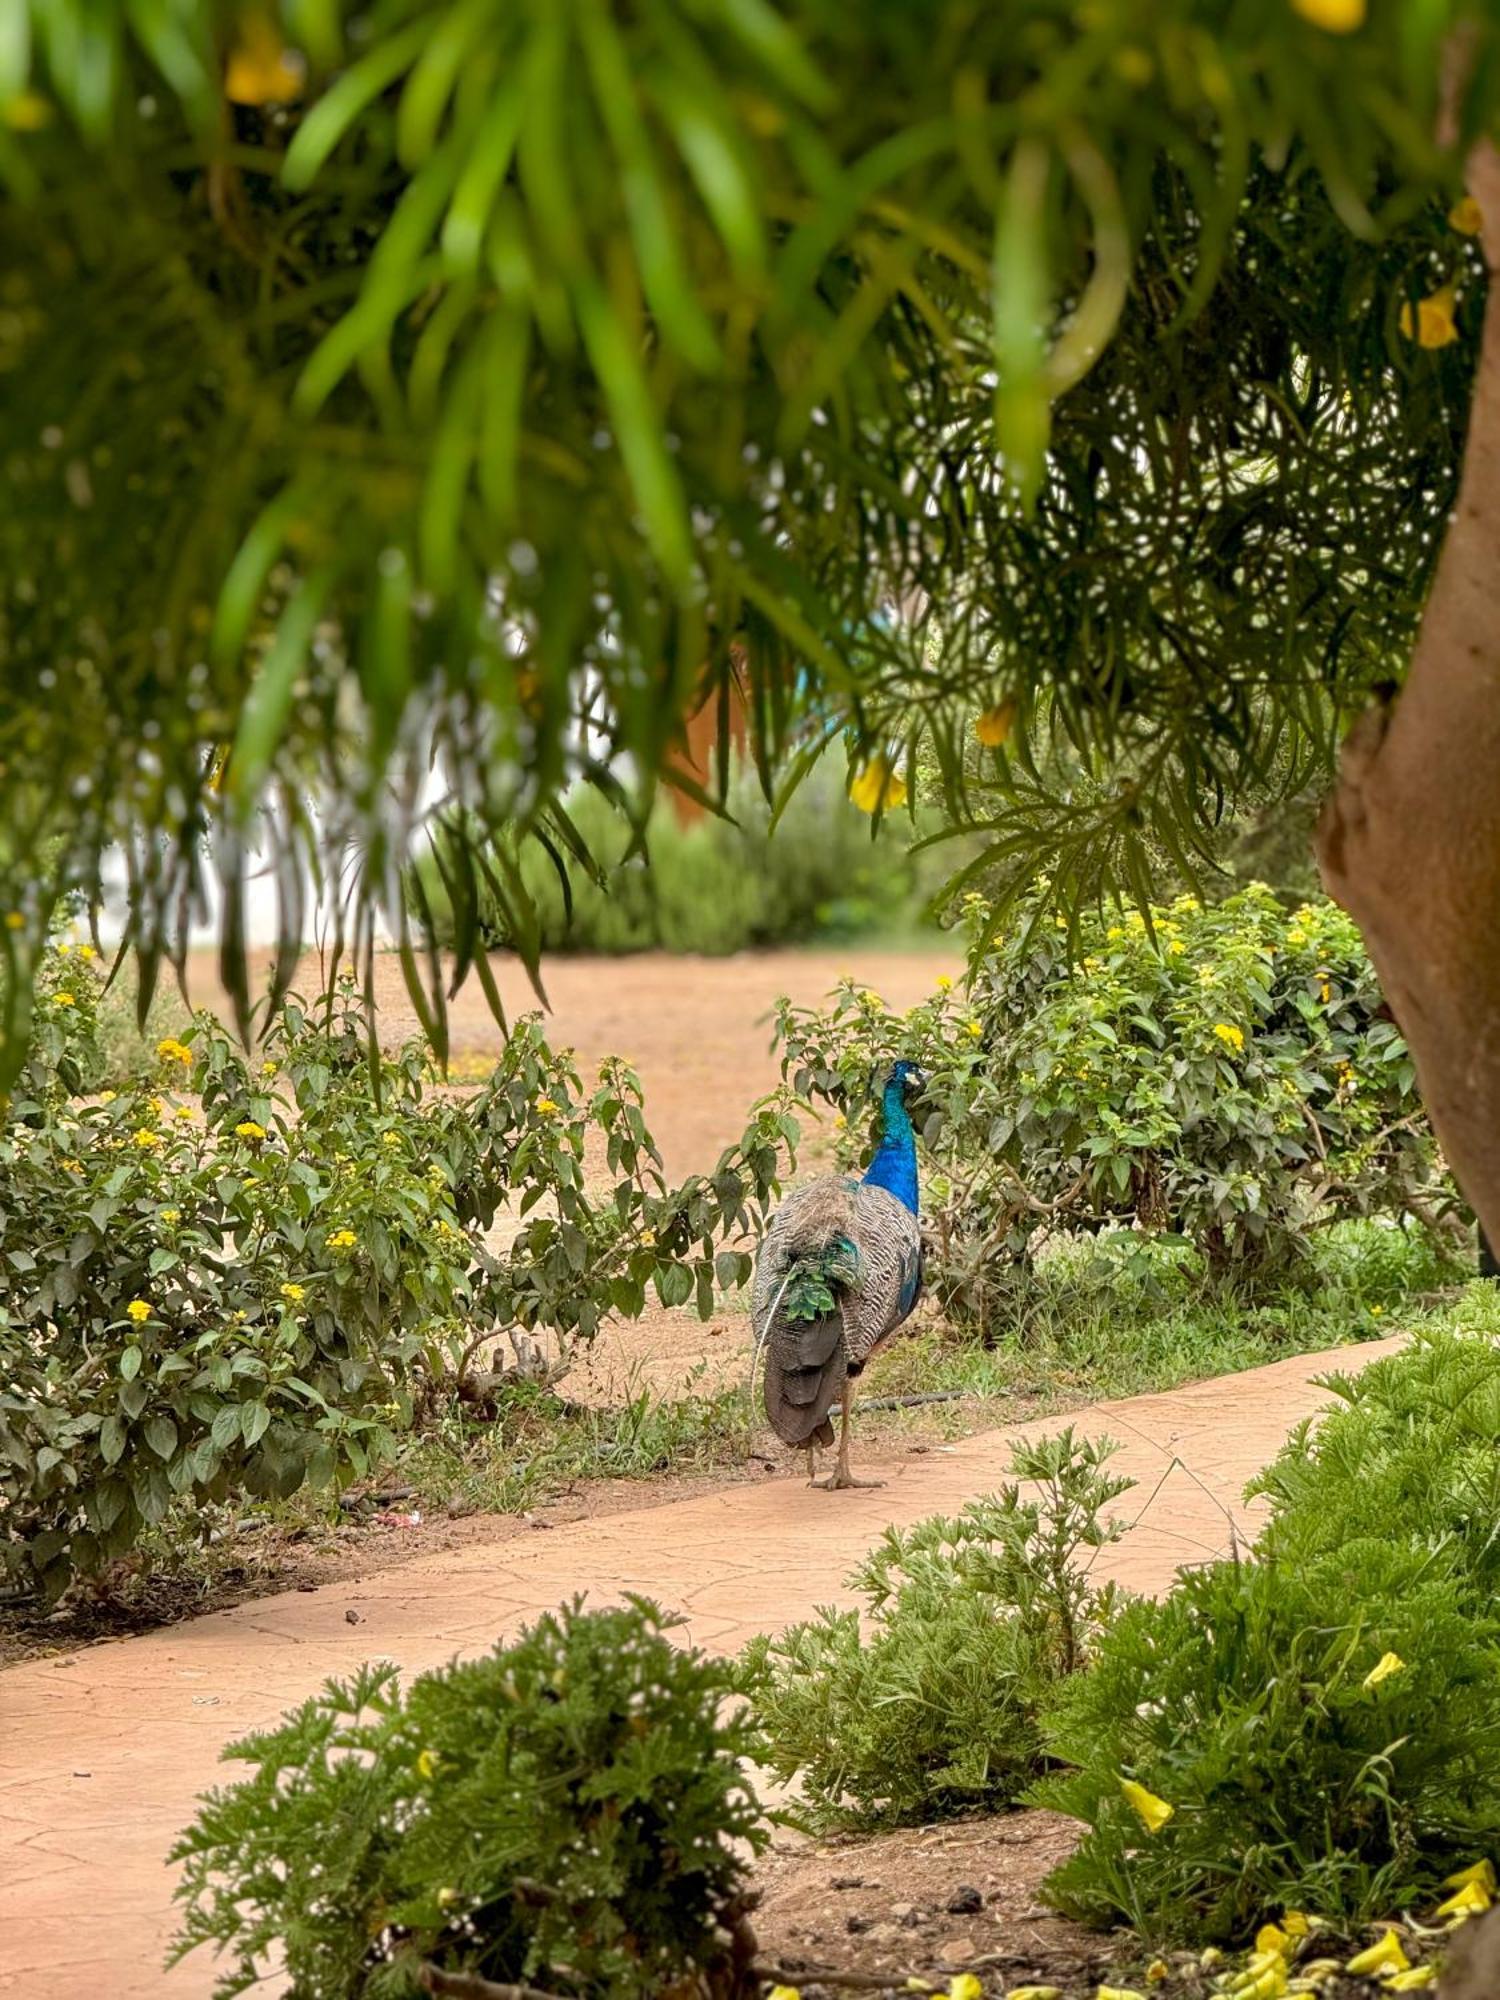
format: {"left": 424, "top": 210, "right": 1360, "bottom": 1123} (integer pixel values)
{"left": 1035, "top": 1541, "right": 1500, "bottom": 1943}
{"left": 170, "top": 1599, "right": 768, "bottom": 1999}
{"left": 1035, "top": 1322, "right": 1500, "bottom": 1944}
{"left": 741, "top": 1431, "right": 1128, "bottom": 1827}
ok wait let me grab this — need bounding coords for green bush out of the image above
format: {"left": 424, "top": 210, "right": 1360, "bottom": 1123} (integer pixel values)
{"left": 1250, "top": 1315, "right": 1500, "bottom": 1607}
{"left": 170, "top": 1598, "right": 769, "bottom": 1999}
{"left": 1033, "top": 1324, "right": 1500, "bottom": 1944}
{"left": 775, "top": 884, "right": 1448, "bottom": 1315}
{"left": 0, "top": 951, "right": 789, "bottom": 1598}
{"left": 1035, "top": 1540, "right": 1500, "bottom": 1943}
{"left": 416, "top": 756, "right": 946, "bottom": 956}
{"left": 742, "top": 1431, "right": 1128, "bottom": 1827}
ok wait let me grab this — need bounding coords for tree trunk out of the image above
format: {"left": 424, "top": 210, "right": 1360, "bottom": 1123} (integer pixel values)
{"left": 1316, "top": 135, "right": 1500, "bottom": 1244}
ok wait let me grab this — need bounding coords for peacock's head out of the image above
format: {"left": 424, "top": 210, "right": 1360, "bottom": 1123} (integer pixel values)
{"left": 886, "top": 1058, "right": 926, "bottom": 1097}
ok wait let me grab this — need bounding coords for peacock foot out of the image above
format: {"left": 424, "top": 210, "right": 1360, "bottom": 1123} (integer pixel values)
{"left": 812, "top": 1468, "right": 885, "bottom": 1491}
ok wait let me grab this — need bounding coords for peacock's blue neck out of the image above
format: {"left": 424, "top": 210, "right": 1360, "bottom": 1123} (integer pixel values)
{"left": 862, "top": 1078, "right": 919, "bottom": 1215}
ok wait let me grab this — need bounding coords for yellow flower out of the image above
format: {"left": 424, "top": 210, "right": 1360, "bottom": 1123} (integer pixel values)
{"left": 416, "top": 1747, "right": 440, "bottom": 1779}
{"left": 1449, "top": 195, "right": 1485, "bottom": 236}
{"left": 975, "top": 699, "right": 1017, "bottom": 747}
{"left": 328, "top": 1229, "right": 357, "bottom": 1250}
{"left": 1435, "top": 1878, "right": 1492, "bottom": 1920}
{"left": 160, "top": 1209, "right": 180, "bottom": 1225}
{"left": 60, "top": 1158, "right": 82, "bottom": 1174}
{"left": 280, "top": 1282, "right": 305, "bottom": 1303}
{"left": 157, "top": 1037, "right": 193, "bottom": 1066}
{"left": 640, "top": 1227, "right": 657, "bottom": 1247}
{"left": 1286, "top": 928, "right": 1307, "bottom": 946}
{"left": 1369, "top": 1303, "right": 1383, "bottom": 1317}
{"left": 1362, "top": 1650, "right": 1404, "bottom": 1690}
{"left": 1280, "top": 1913, "right": 1310, "bottom": 1939}
{"left": 1345, "top": 1930, "right": 1409, "bottom": 1977}
{"left": 1290, "top": 0, "right": 1365, "bottom": 29}
{"left": 936, "top": 974, "right": 954, "bottom": 991}
{"left": 381, "top": 1128, "right": 402, "bottom": 1146}
{"left": 1119, "top": 1776, "right": 1174, "bottom": 1834}
{"left": 1107, "top": 926, "right": 1125, "bottom": 943}
{"left": 1443, "top": 1859, "right": 1497, "bottom": 1895}
{"left": 133, "top": 1127, "right": 161, "bottom": 1149}
{"left": 1255, "top": 1923, "right": 1290, "bottom": 1958}
{"left": 261, "top": 1059, "right": 278, "bottom": 1076}
{"left": 850, "top": 757, "right": 908, "bottom": 814}
{"left": 235, "top": 1121, "right": 267, "bottom": 1142}
{"left": 1400, "top": 284, "right": 1460, "bottom": 350}
{"left": 77, "top": 943, "right": 95, "bottom": 961}
{"left": 98, "top": 1090, "right": 116, "bottom": 1104}
{"left": 949, "top": 1979, "right": 984, "bottom": 2000}
{"left": 56, "top": 941, "right": 71, "bottom": 955}
{"left": 52, "top": 991, "right": 76, "bottom": 1008}
{"left": 175, "top": 1105, "right": 196, "bottom": 1121}
{"left": 966, "top": 1019, "right": 983, "bottom": 1040}
{"left": 1229, "top": 1957, "right": 1287, "bottom": 2000}
{"left": 535, "top": 1098, "right": 561, "bottom": 1117}
{"left": 1386, "top": 1971, "right": 1436, "bottom": 1993}
{"left": 224, "top": 10, "right": 306, "bottom": 105}
{"left": 436, "top": 1886, "right": 460, "bottom": 1909}
{"left": 126, "top": 1298, "right": 151, "bottom": 1323}
{"left": 767, "top": 1989, "right": 802, "bottom": 2000}
{"left": 3, "top": 910, "right": 23, "bottom": 929}
{"left": 1145, "top": 1963, "right": 1169, "bottom": 1986}
{"left": 1213, "top": 1022, "right": 1245, "bottom": 1052}
{"left": 1167, "top": 939, "right": 1186, "bottom": 955}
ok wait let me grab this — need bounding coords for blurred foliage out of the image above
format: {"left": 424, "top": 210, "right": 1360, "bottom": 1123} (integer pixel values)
{"left": 0, "top": 2, "right": 1495, "bottom": 1075}
{"left": 415, "top": 755, "right": 950, "bottom": 955}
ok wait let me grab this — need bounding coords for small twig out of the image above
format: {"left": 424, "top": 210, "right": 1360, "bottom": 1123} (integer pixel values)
{"left": 827, "top": 1390, "right": 967, "bottom": 1416}
{"left": 417, "top": 1967, "right": 572, "bottom": 2000}
{"left": 752, "top": 1964, "right": 939, "bottom": 1993}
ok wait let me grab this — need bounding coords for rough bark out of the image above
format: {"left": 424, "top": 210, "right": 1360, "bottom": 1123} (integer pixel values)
{"left": 1316, "top": 132, "right": 1500, "bottom": 1243}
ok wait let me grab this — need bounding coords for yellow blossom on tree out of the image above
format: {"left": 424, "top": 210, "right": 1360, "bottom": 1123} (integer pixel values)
{"left": 1290, "top": 0, "right": 1365, "bottom": 30}
{"left": 850, "top": 757, "right": 907, "bottom": 813}
{"left": 1213, "top": 1022, "right": 1245, "bottom": 1052}
{"left": 329, "top": 1228, "right": 357, "bottom": 1249}
{"left": 52, "top": 991, "right": 76, "bottom": 1007}
{"left": 936, "top": 974, "right": 953, "bottom": 991}
{"left": 381, "top": 1128, "right": 402, "bottom": 1146}
{"left": 126, "top": 1298, "right": 152, "bottom": 1323}
{"left": 280, "top": 1282, "right": 305, "bottom": 1303}
{"left": 1449, "top": 195, "right": 1485, "bottom": 236}
{"left": 1345, "top": 1930, "right": 1409, "bottom": 1977}
{"left": 161, "top": 1209, "right": 180, "bottom": 1225}
{"left": 157, "top": 1037, "right": 193, "bottom": 1066}
{"left": 77, "top": 943, "right": 95, "bottom": 961}
{"left": 133, "top": 1127, "right": 161, "bottom": 1148}
{"left": 1400, "top": 284, "right": 1459, "bottom": 349}
{"left": 262, "top": 1059, "right": 278, "bottom": 1076}
{"left": 1119, "top": 1776, "right": 1174, "bottom": 1833}
{"left": 975, "top": 698, "right": 1017, "bottom": 747}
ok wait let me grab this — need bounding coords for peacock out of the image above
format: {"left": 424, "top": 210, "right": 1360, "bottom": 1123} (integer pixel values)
{"left": 752, "top": 1059, "right": 924, "bottom": 1490}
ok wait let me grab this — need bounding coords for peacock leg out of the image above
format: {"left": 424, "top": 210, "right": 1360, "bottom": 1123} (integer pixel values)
{"left": 814, "top": 1390, "right": 884, "bottom": 1492}
{"left": 805, "top": 1442, "right": 819, "bottom": 1484}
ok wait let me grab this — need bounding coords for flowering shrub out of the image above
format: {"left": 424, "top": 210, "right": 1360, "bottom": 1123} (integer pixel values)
{"left": 0, "top": 952, "right": 789, "bottom": 1598}
{"left": 775, "top": 886, "right": 1445, "bottom": 1315}
{"left": 1036, "top": 1323, "right": 1500, "bottom": 1943}
{"left": 170, "top": 1599, "right": 768, "bottom": 1999}
{"left": 742, "top": 1431, "right": 1127, "bottom": 1827}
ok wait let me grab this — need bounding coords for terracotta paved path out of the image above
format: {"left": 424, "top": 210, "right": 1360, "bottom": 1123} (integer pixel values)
{"left": 0, "top": 1335, "right": 1402, "bottom": 1999}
